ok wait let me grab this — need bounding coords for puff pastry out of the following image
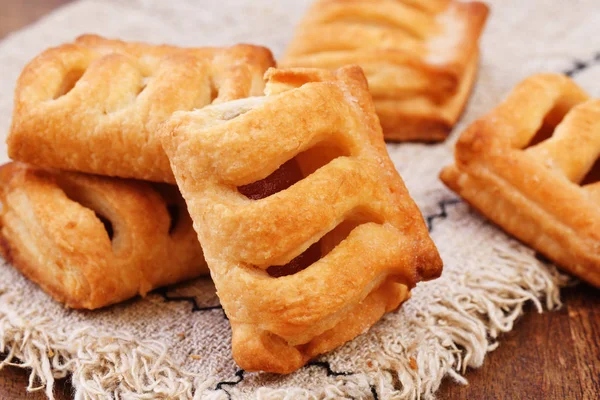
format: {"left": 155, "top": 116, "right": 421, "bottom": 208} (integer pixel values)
{"left": 0, "top": 162, "right": 209, "bottom": 309}
{"left": 160, "top": 66, "right": 443, "bottom": 373}
{"left": 282, "top": 0, "right": 489, "bottom": 141}
{"left": 7, "top": 34, "right": 275, "bottom": 183}
{"left": 441, "top": 73, "right": 600, "bottom": 287}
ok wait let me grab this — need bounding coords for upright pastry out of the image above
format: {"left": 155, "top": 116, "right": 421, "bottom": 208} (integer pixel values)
{"left": 8, "top": 35, "right": 275, "bottom": 183}
{"left": 282, "top": 0, "right": 489, "bottom": 141}
{"left": 0, "top": 162, "right": 208, "bottom": 309}
{"left": 160, "top": 66, "right": 443, "bottom": 373}
{"left": 441, "top": 73, "right": 600, "bottom": 287}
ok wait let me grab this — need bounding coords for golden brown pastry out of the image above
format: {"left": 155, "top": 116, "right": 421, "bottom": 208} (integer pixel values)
{"left": 282, "top": 0, "right": 489, "bottom": 141}
{"left": 0, "top": 162, "right": 209, "bottom": 309}
{"left": 160, "top": 66, "right": 443, "bottom": 373}
{"left": 440, "top": 73, "right": 600, "bottom": 287}
{"left": 7, "top": 34, "right": 275, "bottom": 183}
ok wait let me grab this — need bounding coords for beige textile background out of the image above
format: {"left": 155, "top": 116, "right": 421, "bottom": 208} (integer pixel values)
{"left": 0, "top": 0, "right": 598, "bottom": 399}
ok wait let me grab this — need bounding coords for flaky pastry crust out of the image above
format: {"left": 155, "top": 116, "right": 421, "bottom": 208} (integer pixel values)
{"left": 282, "top": 0, "right": 488, "bottom": 141}
{"left": 440, "top": 73, "right": 600, "bottom": 287}
{"left": 8, "top": 34, "right": 275, "bottom": 183}
{"left": 0, "top": 162, "right": 208, "bottom": 309}
{"left": 160, "top": 66, "right": 443, "bottom": 373}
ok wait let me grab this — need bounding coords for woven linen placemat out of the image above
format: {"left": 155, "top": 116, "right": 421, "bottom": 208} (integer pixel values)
{"left": 1, "top": 0, "right": 598, "bottom": 398}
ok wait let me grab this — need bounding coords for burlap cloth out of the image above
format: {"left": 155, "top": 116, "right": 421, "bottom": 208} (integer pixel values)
{"left": 0, "top": 0, "right": 598, "bottom": 398}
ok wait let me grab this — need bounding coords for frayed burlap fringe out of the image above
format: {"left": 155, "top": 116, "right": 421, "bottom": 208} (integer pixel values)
{"left": 0, "top": 291, "right": 210, "bottom": 400}
{"left": 1, "top": 242, "right": 570, "bottom": 400}
{"left": 370, "top": 244, "right": 571, "bottom": 400}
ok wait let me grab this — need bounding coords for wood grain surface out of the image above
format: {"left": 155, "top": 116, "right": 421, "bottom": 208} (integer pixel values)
{"left": 1, "top": 1, "right": 599, "bottom": 399}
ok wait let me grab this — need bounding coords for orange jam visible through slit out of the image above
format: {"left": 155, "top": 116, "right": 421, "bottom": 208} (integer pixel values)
{"left": 238, "top": 159, "right": 322, "bottom": 277}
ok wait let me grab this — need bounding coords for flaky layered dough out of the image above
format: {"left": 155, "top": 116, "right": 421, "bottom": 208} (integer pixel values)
{"left": 8, "top": 34, "right": 275, "bottom": 183}
{"left": 282, "top": 0, "right": 488, "bottom": 141}
{"left": 0, "top": 162, "right": 209, "bottom": 309}
{"left": 441, "top": 73, "right": 600, "bottom": 287}
{"left": 160, "top": 66, "right": 443, "bottom": 373}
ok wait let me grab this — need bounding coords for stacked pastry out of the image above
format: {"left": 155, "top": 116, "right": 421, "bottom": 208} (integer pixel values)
{"left": 9, "top": 34, "right": 274, "bottom": 182}
{"left": 3, "top": 33, "right": 444, "bottom": 373}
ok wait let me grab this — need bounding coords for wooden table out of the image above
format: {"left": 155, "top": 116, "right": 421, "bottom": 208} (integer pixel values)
{"left": 1, "top": 2, "right": 599, "bottom": 399}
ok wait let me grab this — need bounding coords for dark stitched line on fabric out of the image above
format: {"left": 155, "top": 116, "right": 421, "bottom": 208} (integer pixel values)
{"left": 564, "top": 52, "right": 600, "bottom": 77}
{"left": 309, "top": 361, "right": 381, "bottom": 399}
{"left": 154, "top": 287, "right": 224, "bottom": 314}
{"left": 212, "top": 356, "right": 381, "bottom": 398}
{"left": 371, "top": 384, "right": 380, "bottom": 400}
{"left": 426, "top": 198, "right": 461, "bottom": 232}
{"left": 214, "top": 369, "right": 245, "bottom": 400}
{"left": 309, "top": 361, "right": 373, "bottom": 399}
{"left": 307, "top": 360, "right": 352, "bottom": 376}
